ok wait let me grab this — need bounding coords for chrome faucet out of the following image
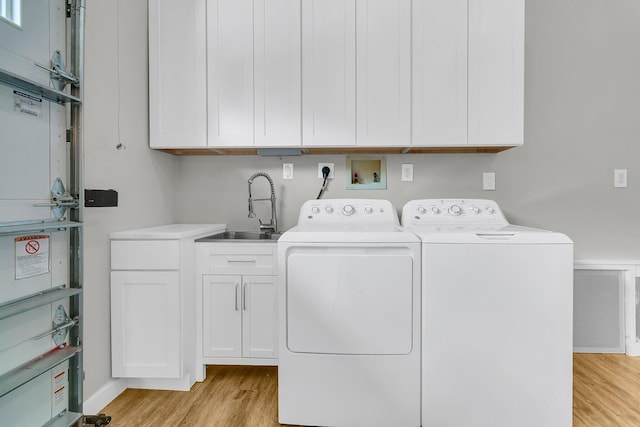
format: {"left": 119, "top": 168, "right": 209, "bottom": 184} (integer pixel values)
{"left": 247, "top": 172, "right": 278, "bottom": 233}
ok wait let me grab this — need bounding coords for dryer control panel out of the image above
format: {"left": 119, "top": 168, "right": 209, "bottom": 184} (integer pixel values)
{"left": 401, "top": 199, "right": 508, "bottom": 226}
{"left": 297, "top": 199, "right": 400, "bottom": 226}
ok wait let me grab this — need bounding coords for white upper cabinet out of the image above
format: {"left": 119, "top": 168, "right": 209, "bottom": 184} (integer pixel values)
{"left": 254, "top": 0, "right": 302, "bottom": 147}
{"left": 356, "top": 0, "right": 411, "bottom": 147}
{"left": 207, "top": 0, "right": 253, "bottom": 147}
{"left": 207, "top": 0, "right": 301, "bottom": 147}
{"left": 413, "top": 0, "right": 468, "bottom": 146}
{"left": 150, "top": 0, "right": 524, "bottom": 150}
{"left": 413, "top": 0, "right": 524, "bottom": 147}
{"left": 149, "top": 0, "right": 207, "bottom": 148}
{"left": 302, "top": 0, "right": 356, "bottom": 147}
{"left": 302, "top": 0, "right": 410, "bottom": 147}
{"left": 468, "top": 0, "right": 524, "bottom": 146}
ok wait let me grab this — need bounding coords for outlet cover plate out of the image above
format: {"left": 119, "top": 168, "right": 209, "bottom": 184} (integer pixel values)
{"left": 318, "top": 163, "right": 335, "bottom": 179}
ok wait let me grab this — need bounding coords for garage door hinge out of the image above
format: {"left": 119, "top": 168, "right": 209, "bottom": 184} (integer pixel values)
{"left": 35, "top": 50, "right": 80, "bottom": 92}
{"left": 33, "top": 177, "right": 80, "bottom": 218}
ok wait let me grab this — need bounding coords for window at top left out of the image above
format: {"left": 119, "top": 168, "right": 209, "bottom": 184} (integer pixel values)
{"left": 0, "top": 0, "right": 21, "bottom": 26}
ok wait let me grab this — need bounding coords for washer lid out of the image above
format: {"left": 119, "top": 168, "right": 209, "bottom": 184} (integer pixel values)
{"left": 407, "top": 224, "right": 573, "bottom": 244}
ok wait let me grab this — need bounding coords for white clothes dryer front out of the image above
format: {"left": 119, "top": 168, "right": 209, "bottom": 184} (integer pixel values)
{"left": 402, "top": 199, "right": 573, "bottom": 427}
{"left": 278, "top": 199, "right": 421, "bottom": 427}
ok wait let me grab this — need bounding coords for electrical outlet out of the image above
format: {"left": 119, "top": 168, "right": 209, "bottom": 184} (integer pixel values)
{"left": 283, "top": 163, "right": 293, "bottom": 180}
{"left": 401, "top": 164, "right": 413, "bottom": 182}
{"left": 483, "top": 172, "right": 496, "bottom": 191}
{"left": 614, "top": 169, "right": 627, "bottom": 188}
{"left": 318, "top": 163, "right": 335, "bottom": 179}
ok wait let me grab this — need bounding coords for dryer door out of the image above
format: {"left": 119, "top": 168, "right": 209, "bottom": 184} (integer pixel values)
{"left": 286, "top": 246, "right": 414, "bottom": 355}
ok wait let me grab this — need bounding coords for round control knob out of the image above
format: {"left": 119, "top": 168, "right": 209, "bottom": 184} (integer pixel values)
{"left": 311, "top": 207, "right": 320, "bottom": 214}
{"left": 470, "top": 206, "right": 480, "bottom": 215}
{"left": 364, "top": 206, "right": 374, "bottom": 214}
{"left": 325, "top": 206, "right": 334, "bottom": 214}
{"left": 449, "top": 205, "right": 462, "bottom": 216}
{"left": 485, "top": 206, "right": 495, "bottom": 215}
{"left": 417, "top": 207, "right": 426, "bottom": 214}
{"left": 342, "top": 205, "right": 355, "bottom": 216}
{"left": 430, "top": 206, "right": 441, "bottom": 215}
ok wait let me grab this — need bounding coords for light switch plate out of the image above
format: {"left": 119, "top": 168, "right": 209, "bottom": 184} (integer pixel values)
{"left": 401, "top": 164, "right": 413, "bottom": 182}
{"left": 483, "top": 172, "right": 496, "bottom": 191}
{"left": 614, "top": 169, "right": 627, "bottom": 188}
{"left": 283, "top": 163, "right": 293, "bottom": 180}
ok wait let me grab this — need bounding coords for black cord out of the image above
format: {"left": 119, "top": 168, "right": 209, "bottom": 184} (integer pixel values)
{"left": 316, "top": 176, "right": 328, "bottom": 199}
{"left": 316, "top": 167, "right": 331, "bottom": 199}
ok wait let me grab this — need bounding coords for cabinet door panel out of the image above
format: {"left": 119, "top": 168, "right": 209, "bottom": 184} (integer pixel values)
{"left": 207, "top": 0, "right": 254, "bottom": 146}
{"left": 302, "top": 0, "right": 356, "bottom": 146}
{"left": 356, "top": 0, "right": 411, "bottom": 146}
{"left": 202, "top": 275, "right": 242, "bottom": 357}
{"left": 468, "top": 0, "right": 524, "bottom": 146}
{"left": 254, "top": 0, "right": 301, "bottom": 147}
{"left": 111, "top": 271, "right": 181, "bottom": 378}
{"left": 413, "top": 0, "right": 467, "bottom": 146}
{"left": 242, "top": 276, "right": 278, "bottom": 358}
{"left": 149, "top": 0, "right": 207, "bottom": 148}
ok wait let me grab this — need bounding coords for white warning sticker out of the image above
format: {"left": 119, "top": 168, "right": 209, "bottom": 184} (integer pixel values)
{"left": 13, "top": 90, "right": 43, "bottom": 117}
{"left": 15, "top": 234, "right": 50, "bottom": 279}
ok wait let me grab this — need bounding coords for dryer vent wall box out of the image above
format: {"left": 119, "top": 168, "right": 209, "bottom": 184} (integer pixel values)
{"left": 85, "top": 189, "right": 118, "bottom": 207}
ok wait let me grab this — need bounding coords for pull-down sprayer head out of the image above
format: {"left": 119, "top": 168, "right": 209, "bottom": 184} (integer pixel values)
{"left": 247, "top": 172, "right": 277, "bottom": 233}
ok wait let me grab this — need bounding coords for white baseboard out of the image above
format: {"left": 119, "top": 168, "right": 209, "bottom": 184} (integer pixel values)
{"left": 83, "top": 378, "right": 128, "bottom": 415}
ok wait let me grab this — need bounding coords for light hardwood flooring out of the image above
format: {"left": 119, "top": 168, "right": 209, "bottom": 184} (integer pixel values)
{"left": 101, "top": 354, "right": 640, "bottom": 426}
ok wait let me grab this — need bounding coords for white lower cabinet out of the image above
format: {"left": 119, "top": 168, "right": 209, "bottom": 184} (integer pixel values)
{"left": 202, "top": 274, "right": 277, "bottom": 358}
{"left": 109, "top": 224, "right": 226, "bottom": 391}
{"left": 111, "top": 270, "right": 181, "bottom": 378}
{"left": 197, "top": 242, "right": 278, "bottom": 380}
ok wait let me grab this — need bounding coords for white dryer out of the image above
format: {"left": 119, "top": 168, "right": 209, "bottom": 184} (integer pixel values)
{"left": 402, "top": 199, "right": 573, "bottom": 427}
{"left": 278, "top": 199, "right": 421, "bottom": 427}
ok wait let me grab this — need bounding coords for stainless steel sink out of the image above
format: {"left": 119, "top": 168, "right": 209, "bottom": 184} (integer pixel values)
{"left": 196, "top": 230, "right": 282, "bottom": 242}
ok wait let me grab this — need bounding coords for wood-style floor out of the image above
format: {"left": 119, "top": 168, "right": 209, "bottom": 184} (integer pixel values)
{"left": 101, "top": 354, "right": 640, "bottom": 426}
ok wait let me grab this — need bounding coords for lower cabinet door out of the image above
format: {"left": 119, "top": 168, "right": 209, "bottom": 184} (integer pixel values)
{"left": 111, "top": 270, "right": 181, "bottom": 378}
{"left": 202, "top": 275, "right": 242, "bottom": 357}
{"left": 242, "top": 275, "right": 278, "bottom": 358}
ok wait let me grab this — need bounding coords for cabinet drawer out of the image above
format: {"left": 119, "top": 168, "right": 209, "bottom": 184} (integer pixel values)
{"left": 200, "top": 244, "right": 275, "bottom": 275}
{"left": 111, "top": 240, "right": 180, "bottom": 270}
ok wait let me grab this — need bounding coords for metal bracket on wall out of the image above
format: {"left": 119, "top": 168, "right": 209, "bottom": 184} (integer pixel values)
{"left": 34, "top": 177, "right": 79, "bottom": 218}
{"left": 35, "top": 50, "right": 80, "bottom": 91}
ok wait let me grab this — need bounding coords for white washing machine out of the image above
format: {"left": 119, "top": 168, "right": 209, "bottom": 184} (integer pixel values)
{"left": 278, "top": 199, "right": 421, "bottom": 427}
{"left": 401, "top": 199, "right": 573, "bottom": 427}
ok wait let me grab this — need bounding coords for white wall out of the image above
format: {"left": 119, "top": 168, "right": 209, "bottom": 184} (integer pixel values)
{"left": 82, "top": 0, "right": 640, "bottom": 404}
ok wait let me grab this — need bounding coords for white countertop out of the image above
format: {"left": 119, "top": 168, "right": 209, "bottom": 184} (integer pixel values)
{"left": 109, "top": 224, "right": 226, "bottom": 240}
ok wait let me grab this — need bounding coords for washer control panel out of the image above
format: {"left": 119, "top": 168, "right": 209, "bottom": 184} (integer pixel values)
{"left": 401, "top": 199, "right": 508, "bottom": 226}
{"left": 298, "top": 199, "right": 399, "bottom": 226}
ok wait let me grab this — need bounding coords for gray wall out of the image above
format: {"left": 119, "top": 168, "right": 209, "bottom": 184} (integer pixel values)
{"left": 82, "top": 0, "right": 640, "bottom": 402}
{"left": 83, "top": 0, "right": 178, "bottom": 401}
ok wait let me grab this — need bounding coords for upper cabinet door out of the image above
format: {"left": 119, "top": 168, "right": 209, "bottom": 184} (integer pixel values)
{"left": 356, "top": 0, "right": 411, "bottom": 146}
{"left": 149, "top": 0, "right": 207, "bottom": 148}
{"left": 412, "top": 0, "right": 468, "bottom": 146}
{"left": 302, "top": 0, "right": 356, "bottom": 147}
{"left": 254, "top": 0, "right": 301, "bottom": 147}
{"left": 207, "top": 0, "right": 254, "bottom": 147}
{"left": 468, "top": 0, "right": 524, "bottom": 146}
